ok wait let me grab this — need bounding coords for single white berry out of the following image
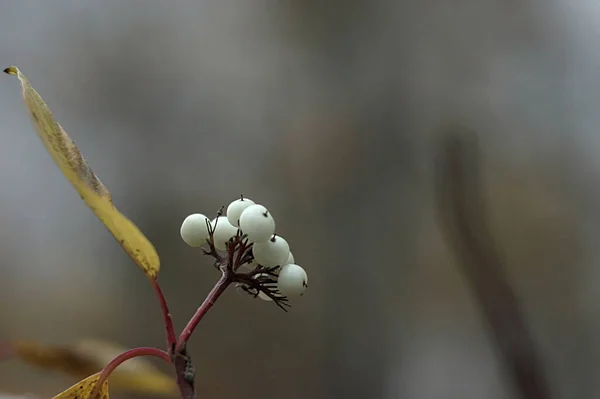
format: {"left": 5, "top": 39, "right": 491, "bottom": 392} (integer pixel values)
{"left": 226, "top": 196, "right": 255, "bottom": 226}
{"left": 254, "top": 273, "right": 277, "bottom": 301}
{"left": 235, "top": 283, "right": 257, "bottom": 297}
{"left": 258, "top": 291, "right": 273, "bottom": 301}
{"left": 252, "top": 235, "right": 290, "bottom": 267}
{"left": 211, "top": 216, "right": 239, "bottom": 251}
{"left": 239, "top": 204, "right": 275, "bottom": 243}
{"left": 180, "top": 213, "right": 211, "bottom": 247}
{"left": 277, "top": 264, "right": 308, "bottom": 297}
{"left": 286, "top": 251, "right": 295, "bottom": 265}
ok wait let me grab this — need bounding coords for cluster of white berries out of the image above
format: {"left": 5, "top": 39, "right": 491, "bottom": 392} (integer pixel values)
{"left": 179, "top": 196, "right": 308, "bottom": 302}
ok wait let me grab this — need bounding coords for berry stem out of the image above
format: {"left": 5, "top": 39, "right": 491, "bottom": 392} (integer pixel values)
{"left": 151, "top": 277, "right": 177, "bottom": 355}
{"left": 92, "top": 347, "right": 171, "bottom": 398}
{"left": 172, "top": 272, "right": 232, "bottom": 399}
{"left": 176, "top": 272, "right": 231, "bottom": 349}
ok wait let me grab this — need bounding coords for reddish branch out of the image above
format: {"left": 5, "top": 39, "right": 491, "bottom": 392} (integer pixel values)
{"left": 151, "top": 278, "right": 177, "bottom": 354}
{"left": 172, "top": 272, "right": 231, "bottom": 399}
{"left": 435, "top": 129, "right": 555, "bottom": 399}
{"left": 92, "top": 347, "right": 170, "bottom": 397}
{"left": 177, "top": 273, "right": 231, "bottom": 349}
{"left": 150, "top": 270, "right": 231, "bottom": 399}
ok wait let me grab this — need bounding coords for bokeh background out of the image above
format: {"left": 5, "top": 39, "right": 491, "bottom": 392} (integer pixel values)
{"left": 1, "top": 1, "right": 600, "bottom": 398}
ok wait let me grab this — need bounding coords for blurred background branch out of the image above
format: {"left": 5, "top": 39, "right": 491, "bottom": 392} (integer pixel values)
{"left": 436, "top": 129, "right": 555, "bottom": 399}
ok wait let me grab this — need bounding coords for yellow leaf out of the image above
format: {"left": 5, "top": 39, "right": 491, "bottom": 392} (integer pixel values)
{"left": 13, "top": 340, "right": 177, "bottom": 396}
{"left": 51, "top": 373, "right": 108, "bottom": 399}
{"left": 14, "top": 340, "right": 98, "bottom": 377}
{"left": 3, "top": 66, "right": 159, "bottom": 278}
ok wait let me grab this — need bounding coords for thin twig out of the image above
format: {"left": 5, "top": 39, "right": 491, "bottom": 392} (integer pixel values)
{"left": 171, "top": 272, "right": 231, "bottom": 399}
{"left": 151, "top": 278, "right": 177, "bottom": 355}
{"left": 91, "top": 347, "right": 171, "bottom": 399}
{"left": 177, "top": 273, "right": 231, "bottom": 349}
{"left": 435, "top": 128, "right": 555, "bottom": 399}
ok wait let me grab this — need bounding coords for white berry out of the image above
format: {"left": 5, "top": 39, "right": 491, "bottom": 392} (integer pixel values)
{"left": 239, "top": 204, "right": 276, "bottom": 243}
{"left": 211, "top": 216, "right": 239, "bottom": 251}
{"left": 226, "top": 196, "right": 255, "bottom": 227}
{"left": 286, "top": 251, "right": 295, "bottom": 265}
{"left": 257, "top": 291, "right": 273, "bottom": 301}
{"left": 180, "top": 213, "right": 211, "bottom": 247}
{"left": 277, "top": 264, "right": 308, "bottom": 297}
{"left": 254, "top": 273, "right": 277, "bottom": 301}
{"left": 252, "top": 235, "right": 290, "bottom": 267}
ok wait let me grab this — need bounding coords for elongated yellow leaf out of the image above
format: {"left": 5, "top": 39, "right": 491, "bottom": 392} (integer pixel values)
{"left": 51, "top": 373, "right": 108, "bottom": 399}
{"left": 4, "top": 66, "right": 159, "bottom": 278}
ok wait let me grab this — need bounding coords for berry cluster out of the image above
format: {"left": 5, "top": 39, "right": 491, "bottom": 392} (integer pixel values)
{"left": 180, "top": 196, "right": 308, "bottom": 310}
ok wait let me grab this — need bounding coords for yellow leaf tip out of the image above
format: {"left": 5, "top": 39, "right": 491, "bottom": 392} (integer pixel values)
{"left": 3, "top": 66, "right": 17, "bottom": 75}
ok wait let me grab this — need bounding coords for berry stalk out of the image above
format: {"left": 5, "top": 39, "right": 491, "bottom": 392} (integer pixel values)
{"left": 177, "top": 272, "right": 231, "bottom": 350}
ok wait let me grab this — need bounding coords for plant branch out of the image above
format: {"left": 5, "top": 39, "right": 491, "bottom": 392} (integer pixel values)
{"left": 92, "top": 347, "right": 171, "bottom": 399}
{"left": 170, "top": 272, "right": 232, "bottom": 399}
{"left": 435, "top": 128, "right": 555, "bottom": 399}
{"left": 151, "top": 278, "right": 177, "bottom": 355}
{"left": 177, "top": 272, "right": 231, "bottom": 350}
{"left": 173, "top": 345, "right": 197, "bottom": 399}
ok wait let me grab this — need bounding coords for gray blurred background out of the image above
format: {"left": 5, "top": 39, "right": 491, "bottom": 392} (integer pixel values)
{"left": 0, "top": 0, "right": 599, "bottom": 398}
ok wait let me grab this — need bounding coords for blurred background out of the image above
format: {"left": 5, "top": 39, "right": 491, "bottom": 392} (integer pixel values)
{"left": 0, "top": 0, "right": 599, "bottom": 398}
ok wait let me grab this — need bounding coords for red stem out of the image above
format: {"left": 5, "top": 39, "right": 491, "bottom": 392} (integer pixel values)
{"left": 176, "top": 273, "right": 231, "bottom": 350}
{"left": 92, "top": 347, "right": 171, "bottom": 398}
{"left": 173, "top": 350, "right": 197, "bottom": 399}
{"left": 151, "top": 277, "right": 177, "bottom": 354}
